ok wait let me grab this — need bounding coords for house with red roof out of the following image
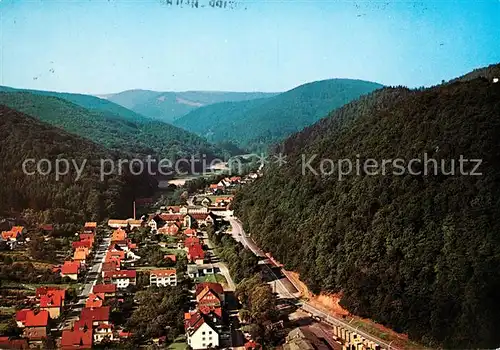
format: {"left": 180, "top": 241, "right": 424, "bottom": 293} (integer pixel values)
{"left": 40, "top": 289, "right": 65, "bottom": 318}
{"left": 103, "top": 270, "right": 136, "bottom": 289}
{"left": 73, "top": 247, "right": 89, "bottom": 265}
{"left": 84, "top": 222, "right": 97, "bottom": 234}
{"left": 184, "top": 236, "right": 201, "bottom": 248}
{"left": 86, "top": 293, "right": 105, "bottom": 308}
{"left": 35, "top": 286, "right": 63, "bottom": 299}
{"left": 79, "top": 233, "right": 95, "bottom": 245}
{"left": 105, "top": 250, "right": 125, "bottom": 265}
{"left": 61, "top": 261, "right": 81, "bottom": 280}
{"left": 11, "top": 226, "right": 26, "bottom": 236}
{"left": 60, "top": 328, "right": 93, "bottom": 350}
{"left": 189, "top": 213, "right": 216, "bottom": 226}
{"left": 92, "top": 284, "right": 116, "bottom": 298}
{"left": 15, "top": 309, "right": 30, "bottom": 328}
{"left": 184, "top": 228, "right": 197, "bottom": 237}
{"left": 188, "top": 243, "right": 205, "bottom": 265}
{"left": 150, "top": 269, "right": 177, "bottom": 287}
{"left": 198, "top": 305, "right": 223, "bottom": 318}
{"left": 16, "top": 310, "right": 49, "bottom": 346}
{"left": 230, "top": 176, "right": 241, "bottom": 184}
{"left": 160, "top": 214, "right": 185, "bottom": 224}
{"left": 72, "top": 240, "right": 93, "bottom": 250}
{"left": 196, "top": 282, "right": 225, "bottom": 306}
{"left": 185, "top": 311, "right": 221, "bottom": 350}
{"left": 23, "top": 310, "right": 49, "bottom": 328}
{"left": 209, "top": 183, "right": 223, "bottom": 194}
{"left": 101, "top": 260, "right": 120, "bottom": 277}
{"left": 158, "top": 223, "right": 180, "bottom": 235}
{"left": 244, "top": 340, "right": 262, "bottom": 350}
{"left": 166, "top": 206, "right": 181, "bottom": 213}
{"left": 1, "top": 226, "right": 25, "bottom": 247}
{"left": 80, "top": 306, "right": 110, "bottom": 327}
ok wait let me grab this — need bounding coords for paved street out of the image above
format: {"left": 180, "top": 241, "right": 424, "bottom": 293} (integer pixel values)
{"left": 78, "top": 235, "right": 110, "bottom": 302}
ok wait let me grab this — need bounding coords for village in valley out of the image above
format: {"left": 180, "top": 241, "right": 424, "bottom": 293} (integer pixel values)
{"left": 0, "top": 170, "right": 391, "bottom": 350}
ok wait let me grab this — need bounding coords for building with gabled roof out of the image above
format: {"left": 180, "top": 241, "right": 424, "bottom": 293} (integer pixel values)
{"left": 92, "top": 284, "right": 116, "bottom": 297}
{"left": 40, "top": 289, "right": 65, "bottom": 319}
{"left": 72, "top": 240, "right": 93, "bottom": 250}
{"left": 185, "top": 311, "right": 221, "bottom": 350}
{"left": 60, "top": 328, "right": 93, "bottom": 350}
{"left": 86, "top": 293, "right": 105, "bottom": 308}
{"left": 158, "top": 223, "right": 180, "bottom": 235}
{"left": 17, "top": 310, "right": 49, "bottom": 328}
{"left": 184, "top": 236, "right": 201, "bottom": 248}
{"left": 61, "top": 261, "right": 80, "bottom": 280}
{"left": 103, "top": 270, "right": 136, "bottom": 289}
{"left": 188, "top": 243, "right": 205, "bottom": 265}
{"left": 15, "top": 309, "right": 30, "bottom": 328}
{"left": 150, "top": 269, "right": 177, "bottom": 287}
{"left": 73, "top": 247, "right": 89, "bottom": 264}
{"left": 80, "top": 306, "right": 110, "bottom": 326}
{"left": 196, "top": 282, "right": 225, "bottom": 306}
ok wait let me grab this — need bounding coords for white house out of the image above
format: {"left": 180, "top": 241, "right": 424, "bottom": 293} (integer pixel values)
{"left": 187, "top": 264, "right": 216, "bottom": 279}
{"left": 150, "top": 269, "right": 177, "bottom": 287}
{"left": 103, "top": 270, "right": 136, "bottom": 289}
{"left": 185, "top": 312, "right": 220, "bottom": 350}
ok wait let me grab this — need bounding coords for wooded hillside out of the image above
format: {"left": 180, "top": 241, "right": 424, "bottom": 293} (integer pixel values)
{"left": 234, "top": 68, "right": 500, "bottom": 348}
{"left": 0, "top": 105, "right": 154, "bottom": 223}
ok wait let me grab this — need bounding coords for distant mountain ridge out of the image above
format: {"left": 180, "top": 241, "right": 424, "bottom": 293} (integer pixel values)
{"left": 0, "top": 86, "right": 236, "bottom": 161}
{"left": 102, "top": 89, "right": 279, "bottom": 122}
{"left": 173, "top": 78, "right": 383, "bottom": 151}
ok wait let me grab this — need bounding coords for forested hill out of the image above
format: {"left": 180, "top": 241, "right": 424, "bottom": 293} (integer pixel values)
{"left": 103, "top": 89, "right": 278, "bottom": 123}
{"left": 234, "top": 68, "right": 500, "bottom": 348}
{"left": 173, "top": 79, "right": 383, "bottom": 151}
{"left": 0, "top": 91, "right": 232, "bottom": 161}
{"left": 0, "top": 105, "right": 154, "bottom": 223}
{"left": 0, "top": 85, "right": 150, "bottom": 123}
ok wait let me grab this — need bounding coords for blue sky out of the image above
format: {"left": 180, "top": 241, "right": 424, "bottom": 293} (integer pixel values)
{"left": 0, "top": 0, "right": 499, "bottom": 94}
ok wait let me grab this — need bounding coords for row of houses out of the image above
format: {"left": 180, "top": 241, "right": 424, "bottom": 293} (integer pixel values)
{"left": 54, "top": 222, "right": 98, "bottom": 281}
{"left": 60, "top": 224, "right": 132, "bottom": 348}
{"left": 61, "top": 285, "right": 116, "bottom": 348}
{"left": 208, "top": 176, "right": 242, "bottom": 194}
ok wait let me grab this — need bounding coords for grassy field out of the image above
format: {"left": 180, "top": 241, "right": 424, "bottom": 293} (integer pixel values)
{"left": 196, "top": 274, "right": 227, "bottom": 284}
{"left": 168, "top": 342, "right": 188, "bottom": 350}
{"left": 160, "top": 248, "right": 186, "bottom": 257}
{"left": 168, "top": 335, "right": 188, "bottom": 350}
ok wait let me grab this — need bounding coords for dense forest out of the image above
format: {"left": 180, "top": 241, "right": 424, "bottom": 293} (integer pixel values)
{"left": 234, "top": 66, "right": 500, "bottom": 348}
{"left": 0, "top": 91, "right": 233, "bottom": 162}
{"left": 0, "top": 105, "right": 154, "bottom": 222}
{"left": 105, "top": 89, "right": 278, "bottom": 122}
{"left": 174, "top": 79, "right": 382, "bottom": 151}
